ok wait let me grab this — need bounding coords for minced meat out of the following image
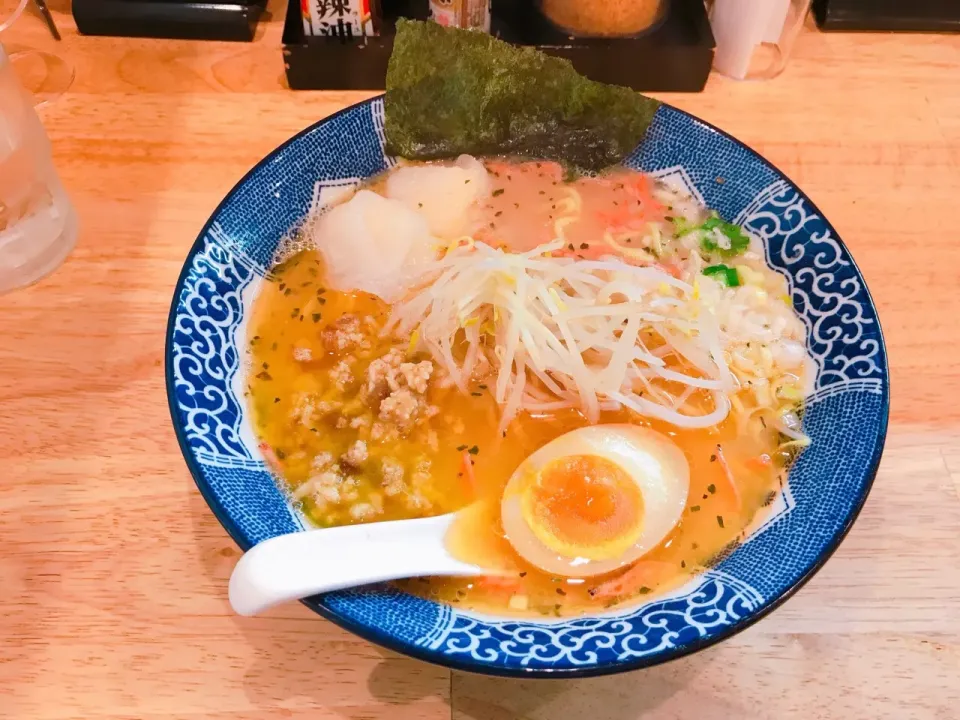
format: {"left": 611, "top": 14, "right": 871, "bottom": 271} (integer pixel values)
{"left": 294, "top": 466, "right": 344, "bottom": 501}
{"left": 348, "top": 490, "right": 384, "bottom": 521}
{"left": 342, "top": 439, "right": 368, "bottom": 467}
{"left": 290, "top": 394, "right": 342, "bottom": 426}
{"left": 398, "top": 361, "right": 433, "bottom": 394}
{"left": 349, "top": 503, "right": 376, "bottom": 521}
{"left": 370, "top": 421, "right": 400, "bottom": 443}
{"left": 321, "top": 315, "right": 365, "bottom": 353}
{"left": 381, "top": 457, "right": 405, "bottom": 496}
{"left": 362, "top": 348, "right": 437, "bottom": 435}
{"left": 366, "top": 348, "right": 434, "bottom": 397}
{"left": 329, "top": 359, "right": 354, "bottom": 390}
{"left": 311, "top": 451, "right": 334, "bottom": 471}
{"left": 349, "top": 415, "right": 370, "bottom": 429}
{"left": 315, "top": 484, "right": 341, "bottom": 504}
{"left": 339, "top": 476, "right": 360, "bottom": 503}
{"left": 378, "top": 387, "right": 420, "bottom": 426}
{"left": 366, "top": 349, "right": 403, "bottom": 397}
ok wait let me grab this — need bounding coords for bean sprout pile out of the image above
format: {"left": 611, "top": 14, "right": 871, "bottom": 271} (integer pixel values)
{"left": 386, "top": 239, "right": 739, "bottom": 434}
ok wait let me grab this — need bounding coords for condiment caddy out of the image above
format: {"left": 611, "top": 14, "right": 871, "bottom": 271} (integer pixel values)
{"left": 284, "top": 0, "right": 715, "bottom": 92}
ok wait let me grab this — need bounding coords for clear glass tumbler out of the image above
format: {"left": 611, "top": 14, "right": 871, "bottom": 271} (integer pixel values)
{"left": 0, "top": 0, "right": 75, "bottom": 104}
{"left": 0, "top": 43, "right": 77, "bottom": 294}
{"left": 708, "top": 0, "right": 813, "bottom": 81}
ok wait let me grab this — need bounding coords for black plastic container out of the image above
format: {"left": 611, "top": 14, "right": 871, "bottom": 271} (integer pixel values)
{"left": 813, "top": 0, "right": 960, "bottom": 31}
{"left": 283, "top": 0, "right": 715, "bottom": 92}
{"left": 74, "top": 0, "right": 266, "bottom": 41}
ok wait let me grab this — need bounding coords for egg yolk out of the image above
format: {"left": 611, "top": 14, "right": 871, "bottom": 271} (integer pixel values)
{"left": 519, "top": 454, "right": 645, "bottom": 562}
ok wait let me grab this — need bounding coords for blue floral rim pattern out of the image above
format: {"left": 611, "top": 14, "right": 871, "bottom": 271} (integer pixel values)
{"left": 165, "top": 98, "right": 889, "bottom": 677}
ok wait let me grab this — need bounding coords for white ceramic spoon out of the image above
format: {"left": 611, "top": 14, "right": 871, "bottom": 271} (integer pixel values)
{"left": 228, "top": 512, "right": 488, "bottom": 616}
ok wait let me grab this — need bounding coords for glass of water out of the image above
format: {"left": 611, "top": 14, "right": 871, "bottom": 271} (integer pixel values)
{"left": 0, "top": 0, "right": 75, "bottom": 104}
{"left": 0, "top": 43, "right": 77, "bottom": 294}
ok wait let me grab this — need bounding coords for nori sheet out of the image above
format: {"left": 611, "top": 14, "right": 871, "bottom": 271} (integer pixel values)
{"left": 384, "top": 19, "right": 661, "bottom": 173}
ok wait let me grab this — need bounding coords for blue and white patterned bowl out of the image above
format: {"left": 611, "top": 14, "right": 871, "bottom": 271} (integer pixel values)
{"left": 166, "top": 98, "right": 888, "bottom": 677}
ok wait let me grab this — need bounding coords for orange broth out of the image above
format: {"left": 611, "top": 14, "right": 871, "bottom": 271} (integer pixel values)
{"left": 244, "top": 160, "right": 792, "bottom": 617}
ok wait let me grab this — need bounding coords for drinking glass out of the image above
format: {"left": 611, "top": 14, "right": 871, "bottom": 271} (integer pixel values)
{"left": 0, "top": 0, "right": 74, "bottom": 103}
{"left": 0, "top": 43, "right": 78, "bottom": 294}
{"left": 708, "top": 0, "right": 814, "bottom": 81}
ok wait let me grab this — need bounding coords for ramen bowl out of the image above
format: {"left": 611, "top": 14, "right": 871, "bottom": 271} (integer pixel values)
{"left": 165, "top": 98, "right": 888, "bottom": 677}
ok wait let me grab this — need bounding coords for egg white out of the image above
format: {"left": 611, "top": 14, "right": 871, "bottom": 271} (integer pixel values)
{"left": 500, "top": 425, "right": 690, "bottom": 578}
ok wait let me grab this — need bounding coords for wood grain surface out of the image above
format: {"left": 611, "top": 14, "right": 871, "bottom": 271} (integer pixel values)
{"left": 2, "top": 4, "right": 959, "bottom": 719}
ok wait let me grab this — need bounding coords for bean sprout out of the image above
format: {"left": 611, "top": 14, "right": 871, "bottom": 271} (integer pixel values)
{"left": 385, "top": 241, "right": 738, "bottom": 433}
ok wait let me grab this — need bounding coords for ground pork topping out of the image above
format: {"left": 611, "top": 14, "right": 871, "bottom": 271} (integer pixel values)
{"left": 341, "top": 439, "right": 368, "bottom": 467}
{"left": 321, "top": 314, "right": 365, "bottom": 353}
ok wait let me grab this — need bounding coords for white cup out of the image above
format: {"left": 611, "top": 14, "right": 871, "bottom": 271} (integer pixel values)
{"left": 709, "top": 0, "right": 813, "bottom": 81}
{"left": 0, "top": 44, "right": 77, "bottom": 294}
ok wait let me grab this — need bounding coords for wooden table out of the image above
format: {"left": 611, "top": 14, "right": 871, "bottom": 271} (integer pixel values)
{"left": 2, "top": 4, "right": 959, "bottom": 718}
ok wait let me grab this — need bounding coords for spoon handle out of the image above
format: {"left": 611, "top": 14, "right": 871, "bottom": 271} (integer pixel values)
{"left": 228, "top": 513, "right": 483, "bottom": 616}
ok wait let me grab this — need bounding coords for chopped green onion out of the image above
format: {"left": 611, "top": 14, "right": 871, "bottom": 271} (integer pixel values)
{"left": 701, "top": 221, "right": 750, "bottom": 257}
{"left": 671, "top": 216, "right": 696, "bottom": 236}
{"left": 703, "top": 264, "right": 741, "bottom": 287}
{"left": 673, "top": 213, "right": 750, "bottom": 257}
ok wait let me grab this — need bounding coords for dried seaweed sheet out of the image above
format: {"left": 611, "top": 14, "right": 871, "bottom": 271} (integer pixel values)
{"left": 384, "top": 19, "right": 661, "bottom": 173}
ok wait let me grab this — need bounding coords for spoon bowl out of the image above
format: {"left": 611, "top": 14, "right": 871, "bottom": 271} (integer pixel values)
{"left": 228, "top": 512, "right": 488, "bottom": 616}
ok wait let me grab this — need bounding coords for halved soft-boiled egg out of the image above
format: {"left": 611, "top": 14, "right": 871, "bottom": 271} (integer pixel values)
{"left": 501, "top": 425, "right": 689, "bottom": 578}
